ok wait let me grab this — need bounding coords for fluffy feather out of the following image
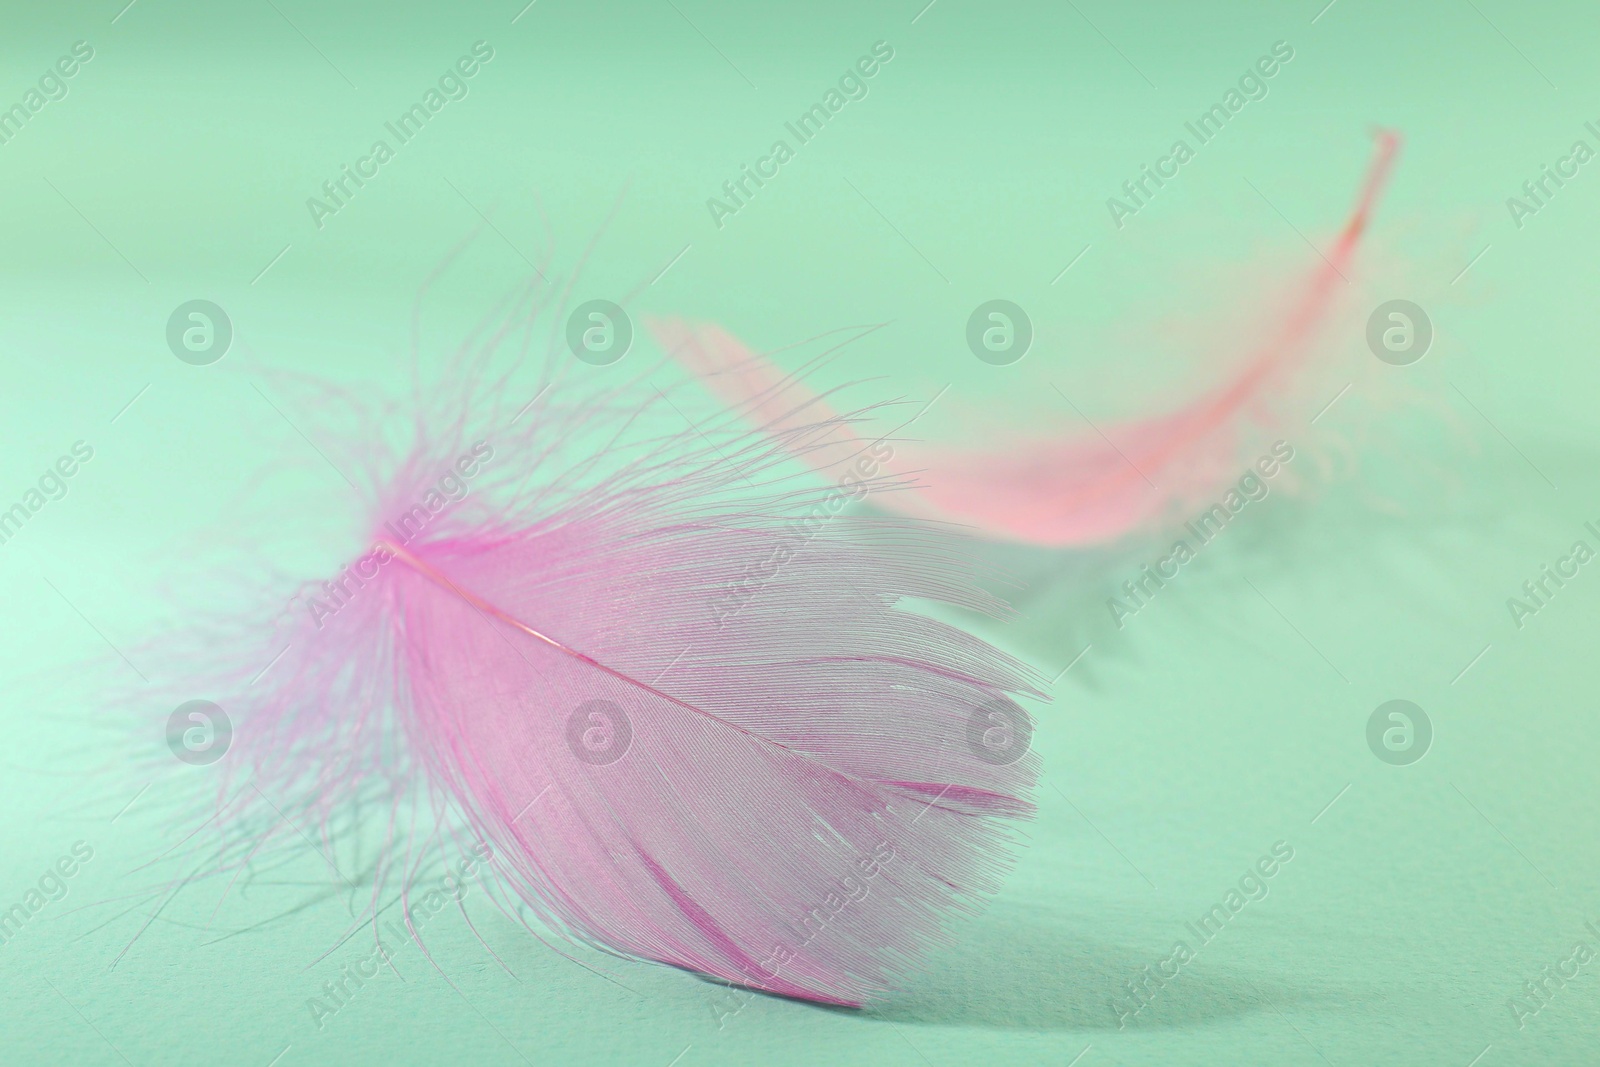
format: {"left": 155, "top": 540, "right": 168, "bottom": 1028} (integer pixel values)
{"left": 147, "top": 278, "right": 1044, "bottom": 1009}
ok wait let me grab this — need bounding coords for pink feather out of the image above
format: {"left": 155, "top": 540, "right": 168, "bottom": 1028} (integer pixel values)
{"left": 149, "top": 284, "right": 1044, "bottom": 1008}
{"left": 648, "top": 130, "right": 1401, "bottom": 547}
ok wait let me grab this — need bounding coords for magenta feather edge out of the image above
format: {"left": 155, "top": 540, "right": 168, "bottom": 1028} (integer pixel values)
{"left": 144, "top": 282, "right": 1046, "bottom": 1009}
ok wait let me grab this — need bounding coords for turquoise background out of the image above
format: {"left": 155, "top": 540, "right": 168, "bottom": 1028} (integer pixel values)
{"left": 3, "top": 0, "right": 1599, "bottom": 1064}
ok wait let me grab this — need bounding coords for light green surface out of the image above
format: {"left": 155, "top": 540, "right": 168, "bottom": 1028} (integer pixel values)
{"left": 2, "top": 1, "right": 1597, "bottom": 1064}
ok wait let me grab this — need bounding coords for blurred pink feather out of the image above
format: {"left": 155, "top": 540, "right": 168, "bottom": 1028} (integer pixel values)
{"left": 648, "top": 130, "right": 1401, "bottom": 547}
